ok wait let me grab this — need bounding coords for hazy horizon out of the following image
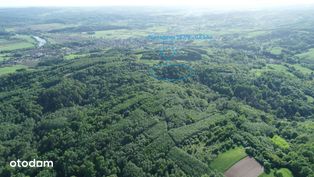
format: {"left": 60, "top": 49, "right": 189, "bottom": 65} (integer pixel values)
{"left": 1, "top": 0, "right": 314, "bottom": 9}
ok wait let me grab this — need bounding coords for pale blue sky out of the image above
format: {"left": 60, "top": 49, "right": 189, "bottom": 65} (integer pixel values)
{"left": 0, "top": 0, "right": 313, "bottom": 7}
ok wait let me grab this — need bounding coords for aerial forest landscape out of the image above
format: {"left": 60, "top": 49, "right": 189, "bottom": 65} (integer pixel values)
{"left": 0, "top": 1, "right": 314, "bottom": 177}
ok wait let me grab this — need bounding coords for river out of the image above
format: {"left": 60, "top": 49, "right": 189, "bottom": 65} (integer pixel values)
{"left": 33, "top": 36, "right": 47, "bottom": 48}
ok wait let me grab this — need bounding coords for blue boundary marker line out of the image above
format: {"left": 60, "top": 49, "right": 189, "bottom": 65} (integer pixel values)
{"left": 147, "top": 33, "right": 211, "bottom": 81}
{"left": 148, "top": 63, "right": 195, "bottom": 81}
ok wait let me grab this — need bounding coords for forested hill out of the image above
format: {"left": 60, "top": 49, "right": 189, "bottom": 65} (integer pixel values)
{"left": 0, "top": 7, "right": 314, "bottom": 177}
{"left": 0, "top": 45, "right": 313, "bottom": 177}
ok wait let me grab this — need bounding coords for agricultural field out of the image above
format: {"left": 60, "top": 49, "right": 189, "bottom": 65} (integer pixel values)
{"left": 243, "top": 30, "right": 269, "bottom": 38}
{"left": 250, "top": 63, "right": 312, "bottom": 77}
{"left": 0, "top": 65, "right": 28, "bottom": 75}
{"left": 224, "top": 157, "right": 264, "bottom": 177}
{"left": 0, "top": 35, "right": 35, "bottom": 52}
{"left": 209, "top": 147, "right": 247, "bottom": 172}
{"left": 0, "top": 54, "right": 7, "bottom": 61}
{"left": 270, "top": 47, "right": 283, "bottom": 55}
{"left": 90, "top": 29, "right": 147, "bottom": 39}
{"left": 89, "top": 26, "right": 168, "bottom": 39}
{"left": 27, "top": 23, "right": 76, "bottom": 32}
{"left": 64, "top": 53, "right": 90, "bottom": 60}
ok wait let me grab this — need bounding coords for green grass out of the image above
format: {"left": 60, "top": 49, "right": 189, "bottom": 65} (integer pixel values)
{"left": 296, "top": 48, "right": 314, "bottom": 61}
{"left": 271, "top": 135, "right": 290, "bottom": 149}
{"left": 292, "top": 64, "right": 313, "bottom": 74}
{"left": 267, "top": 64, "right": 288, "bottom": 72}
{"left": 0, "top": 54, "right": 7, "bottom": 61}
{"left": 209, "top": 147, "right": 247, "bottom": 172}
{"left": 277, "top": 168, "right": 294, "bottom": 177}
{"left": 137, "top": 59, "right": 160, "bottom": 66}
{"left": 0, "top": 35, "right": 35, "bottom": 52}
{"left": 90, "top": 27, "right": 166, "bottom": 39}
{"left": 260, "top": 168, "right": 293, "bottom": 177}
{"left": 247, "top": 31, "right": 268, "bottom": 38}
{"left": 270, "top": 47, "right": 283, "bottom": 55}
{"left": 252, "top": 63, "right": 313, "bottom": 77}
{"left": 251, "top": 68, "right": 263, "bottom": 77}
{"left": 28, "top": 23, "right": 76, "bottom": 31}
{"left": 91, "top": 29, "right": 147, "bottom": 39}
{"left": 15, "top": 35, "right": 36, "bottom": 43}
{"left": 0, "top": 42, "right": 34, "bottom": 51}
{"left": 5, "top": 28, "right": 15, "bottom": 32}
{"left": 207, "top": 28, "right": 260, "bottom": 36}
{"left": 251, "top": 64, "right": 295, "bottom": 77}
{"left": 0, "top": 65, "right": 29, "bottom": 75}
{"left": 145, "top": 26, "right": 168, "bottom": 33}
{"left": 306, "top": 95, "right": 314, "bottom": 103}
{"left": 267, "top": 64, "right": 294, "bottom": 77}
{"left": 64, "top": 53, "right": 89, "bottom": 60}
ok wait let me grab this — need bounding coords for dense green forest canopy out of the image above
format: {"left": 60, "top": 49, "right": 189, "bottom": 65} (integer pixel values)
{"left": 0, "top": 7, "right": 314, "bottom": 177}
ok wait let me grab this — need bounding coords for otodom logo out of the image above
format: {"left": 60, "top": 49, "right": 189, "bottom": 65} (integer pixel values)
{"left": 9, "top": 159, "right": 53, "bottom": 168}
